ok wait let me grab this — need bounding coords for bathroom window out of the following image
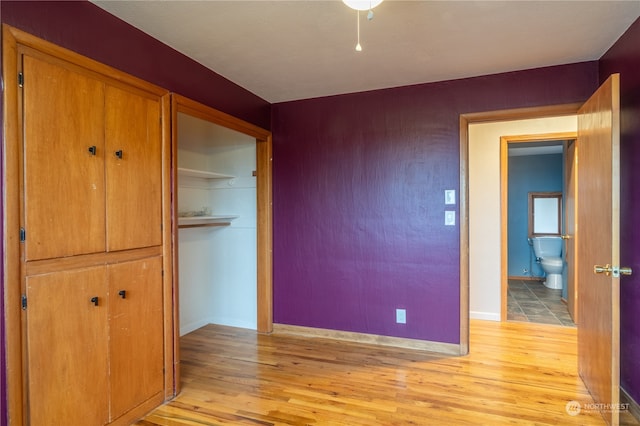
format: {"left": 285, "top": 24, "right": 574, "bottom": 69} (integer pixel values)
{"left": 529, "top": 192, "right": 562, "bottom": 236}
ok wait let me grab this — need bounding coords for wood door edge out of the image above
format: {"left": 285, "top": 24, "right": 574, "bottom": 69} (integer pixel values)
{"left": 2, "top": 23, "right": 26, "bottom": 426}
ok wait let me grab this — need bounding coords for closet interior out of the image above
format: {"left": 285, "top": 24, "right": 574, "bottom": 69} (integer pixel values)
{"left": 177, "top": 112, "right": 258, "bottom": 335}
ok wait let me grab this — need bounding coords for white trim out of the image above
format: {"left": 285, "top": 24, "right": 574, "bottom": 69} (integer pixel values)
{"left": 470, "top": 311, "right": 500, "bottom": 321}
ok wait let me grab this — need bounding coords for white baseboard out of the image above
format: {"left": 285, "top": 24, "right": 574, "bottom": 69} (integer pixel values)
{"left": 181, "top": 316, "right": 257, "bottom": 336}
{"left": 273, "top": 323, "right": 461, "bottom": 355}
{"left": 180, "top": 317, "right": 215, "bottom": 336}
{"left": 209, "top": 316, "right": 257, "bottom": 331}
{"left": 470, "top": 311, "right": 501, "bottom": 321}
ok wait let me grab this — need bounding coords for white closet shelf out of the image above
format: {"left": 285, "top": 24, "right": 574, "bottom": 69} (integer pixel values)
{"left": 178, "top": 215, "right": 239, "bottom": 229}
{"left": 178, "top": 167, "right": 235, "bottom": 179}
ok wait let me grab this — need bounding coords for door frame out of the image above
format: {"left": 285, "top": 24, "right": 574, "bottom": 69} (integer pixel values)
{"left": 499, "top": 132, "right": 577, "bottom": 322}
{"left": 169, "top": 94, "right": 273, "bottom": 392}
{"left": 458, "top": 103, "right": 582, "bottom": 353}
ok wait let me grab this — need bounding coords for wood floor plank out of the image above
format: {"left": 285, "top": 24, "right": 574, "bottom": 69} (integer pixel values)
{"left": 137, "top": 320, "right": 640, "bottom": 425}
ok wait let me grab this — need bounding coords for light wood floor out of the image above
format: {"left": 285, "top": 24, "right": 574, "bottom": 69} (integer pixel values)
{"left": 137, "top": 320, "right": 639, "bottom": 425}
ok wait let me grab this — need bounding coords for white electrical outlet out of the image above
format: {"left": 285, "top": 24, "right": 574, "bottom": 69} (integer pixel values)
{"left": 445, "top": 210, "right": 455, "bottom": 226}
{"left": 396, "top": 308, "right": 406, "bottom": 324}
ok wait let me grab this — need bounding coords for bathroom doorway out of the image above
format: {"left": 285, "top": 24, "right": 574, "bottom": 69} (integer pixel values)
{"left": 501, "top": 133, "right": 577, "bottom": 327}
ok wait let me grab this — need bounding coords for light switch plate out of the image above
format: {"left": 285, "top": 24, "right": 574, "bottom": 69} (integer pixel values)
{"left": 445, "top": 211, "right": 456, "bottom": 226}
{"left": 445, "top": 190, "right": 456, "bottom": 205}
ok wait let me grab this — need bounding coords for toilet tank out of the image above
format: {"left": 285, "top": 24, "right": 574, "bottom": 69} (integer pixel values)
{"left": 532, "top": 236, "right": 562, "bottom": 258}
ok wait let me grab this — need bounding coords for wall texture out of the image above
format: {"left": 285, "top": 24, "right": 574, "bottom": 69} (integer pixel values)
{"left": 599, "top": 17, "right": 640, "bottom": 407}
{"left": 271, "top": 63, "right": 597, "bottom": 344}
{"left": 508, "top": 154, "right": 564, "bottom": 278}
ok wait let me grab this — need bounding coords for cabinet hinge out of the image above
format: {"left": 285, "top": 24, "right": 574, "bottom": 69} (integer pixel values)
{"left": 18, "top": 72, "right": 24, "bottom": 88}
{"left": 21, "top": 295, "right": 27, "bottom": 310}
{"left": 19, "top": 227, "right": 26, "bottom": 242}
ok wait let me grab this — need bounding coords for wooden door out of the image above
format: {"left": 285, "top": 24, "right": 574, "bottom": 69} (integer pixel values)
{"left": 565, "top": 140, "right": 578, "bottom": 323}
{"left": 26, "top": 267, "right": 109, "bottom": 425}
{"left": 105, "top": 85, "right": 162, "bottom": 252}
{"left": 22, "top": 54, "right": 106, "bottom": 261}
{"left": 577, "top": 74, "right": 621, "bottom": 425}
{"left": 108, "top": 256, "right": 164, "bottom": 420}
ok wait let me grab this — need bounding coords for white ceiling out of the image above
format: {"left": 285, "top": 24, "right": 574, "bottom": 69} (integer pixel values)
{"left": 91, "top": 0, "right": 640, "bottom": 103}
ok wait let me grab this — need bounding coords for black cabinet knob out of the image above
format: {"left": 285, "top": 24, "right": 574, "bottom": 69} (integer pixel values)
{"left": 118, "top": 290, "right": 126, "bottom": 299}
{"left": 90, "top": 296, "right": 99, "bottom": 306}
{"left": 115, "top": 150, "right": 123, "bottom": 159}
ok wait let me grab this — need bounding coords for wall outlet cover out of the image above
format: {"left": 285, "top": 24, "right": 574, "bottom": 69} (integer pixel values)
{"left": 445, "top": 210, "right": 456, "bottom": 226}
{"left": 396, "top": 308, "right": 406, "bottom": 324}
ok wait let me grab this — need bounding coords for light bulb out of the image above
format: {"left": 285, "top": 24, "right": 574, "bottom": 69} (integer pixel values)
{"left": 342, "top": 0, "right": 383, "bottom": 11}
{"left": 356, "top": 43, "right": 362, "bottom": 52}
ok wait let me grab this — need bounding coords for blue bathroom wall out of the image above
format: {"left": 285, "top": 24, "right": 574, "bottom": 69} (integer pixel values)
{"left": 508, "top": 153, "right": 564, "bottom": 279}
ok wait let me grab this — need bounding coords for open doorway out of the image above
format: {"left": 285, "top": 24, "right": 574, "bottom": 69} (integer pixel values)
{"left": 502, "top": 135, "right": 576, "bottom": 327}
{"left": 169, "top": 94, "right": 273, "bottom": 394}
{"left": 465, "top": 111, "right": 578, "bottom": 326}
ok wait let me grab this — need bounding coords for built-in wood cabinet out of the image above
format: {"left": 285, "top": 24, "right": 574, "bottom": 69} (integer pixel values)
{"left": 23, "top": 55, "right": 162, "bottom": 261}
{"left": 3, "top": 25, "right": 172, "bottom": 425}
{"left": 25, "top": 257, "right": 163, "bottom": 424}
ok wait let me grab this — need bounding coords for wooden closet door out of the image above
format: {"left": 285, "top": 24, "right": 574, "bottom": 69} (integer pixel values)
{"left": 105, "top": 86, "right": 162, "bottom": 252}
{"left": 26, "top": 266, "right": 109, "bottom": 425}
{"left": 108, "top": 256, "right": 164, "bottom": 420}
{"left": 22, "top": 55, "right": 106, "bottom": 261}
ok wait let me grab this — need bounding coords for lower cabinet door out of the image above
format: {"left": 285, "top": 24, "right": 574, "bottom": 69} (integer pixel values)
{"left": 108, "top": 256, "right": 164, "bottom": 420}
{"left": 26, "top": 266, "right": 109, "bottom": 426}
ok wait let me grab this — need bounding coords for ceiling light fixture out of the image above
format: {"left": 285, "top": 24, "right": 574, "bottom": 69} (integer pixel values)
{"left": 342, "top": 0, "right": 383, "bottom": 51}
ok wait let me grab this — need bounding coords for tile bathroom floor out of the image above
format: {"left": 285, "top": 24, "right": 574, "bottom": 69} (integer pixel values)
{"left": 507, "top": 279, "right": 575, "bottom": 327}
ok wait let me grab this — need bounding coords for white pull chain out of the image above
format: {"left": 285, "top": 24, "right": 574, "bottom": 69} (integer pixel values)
{"left": 355, "top": 10, "right": 362, "bottom": 51}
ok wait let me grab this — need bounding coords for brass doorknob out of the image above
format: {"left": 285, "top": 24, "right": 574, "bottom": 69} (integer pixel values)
{"left": 594, "top": 264, "right": 633, "bottom": 277}
{"left": 561, "top": 235, "right": 571, "bottom": 240}
{"left": 594, "top": 264, "right": 612, "bottom": 276}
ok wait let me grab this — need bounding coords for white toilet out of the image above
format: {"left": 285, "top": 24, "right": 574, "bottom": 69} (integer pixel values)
{"left": 532, "top": 236, "right": 564, "bottom": 290}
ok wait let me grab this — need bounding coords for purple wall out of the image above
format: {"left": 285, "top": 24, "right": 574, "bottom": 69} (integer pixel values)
{"left": 600, "top": 17, "right": 640, "bottom": 407}
{"left": 271, "top": 63, "right": 598, "bottom": 343}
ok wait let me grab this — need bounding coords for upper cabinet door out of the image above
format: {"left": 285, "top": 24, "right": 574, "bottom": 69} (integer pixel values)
{"left": 22, "top": 55, "right": 106, "bottom": 261}
{"left": 105, "top": 85, "right": 162, "bottom": 251}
